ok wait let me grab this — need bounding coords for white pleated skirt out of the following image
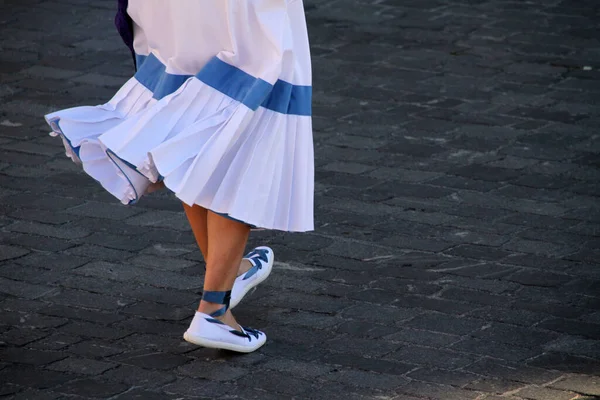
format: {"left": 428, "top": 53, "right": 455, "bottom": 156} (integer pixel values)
{"left": 45, "top": 0, "right": 314, "bottom": 232}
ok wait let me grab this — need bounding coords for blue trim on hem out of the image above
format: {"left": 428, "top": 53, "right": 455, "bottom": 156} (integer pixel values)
{"left": 47, "top": 119, "right": 261, "bottom": 228}
{"left": 48, "top": 118, "right": 81, "bottom": 159}
{"left": 105, "top": 149, "right": 145, "bottom": 205}
{"left": 134, "top": 53, "right": 311, "bottom": 116}
{"left": 214, "top": 211, "right": 257, "bottom": 229}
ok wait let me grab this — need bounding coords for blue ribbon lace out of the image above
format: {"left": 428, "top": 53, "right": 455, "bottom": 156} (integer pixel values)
{"left": 243, "top": 248, "right": 270, "bottom": 280}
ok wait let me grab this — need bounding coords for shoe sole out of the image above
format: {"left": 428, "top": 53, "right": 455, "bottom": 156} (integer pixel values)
{"left": 183, "top": 332, "right": 265, "bottom": 353}
{"left": 229, "top": 248, "right": 274, "bottom": 309}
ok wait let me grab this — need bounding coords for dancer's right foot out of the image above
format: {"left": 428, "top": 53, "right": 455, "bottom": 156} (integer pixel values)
{"left": 184, "top": 291, "right": 266, "bottom": 353}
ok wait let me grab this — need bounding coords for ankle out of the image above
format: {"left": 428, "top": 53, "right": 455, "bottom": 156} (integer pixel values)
{"left": 198, "top": 300, "right": 224, "bottom": 316}
{"left": 237, "top": 259, "right": 253, "bottom": 276}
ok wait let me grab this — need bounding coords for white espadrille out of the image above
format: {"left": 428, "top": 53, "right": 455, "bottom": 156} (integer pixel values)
{"left": 230, "top": 246, "right": 274, "bottom": 309}
{"left": 183, "top": 290, "right": 266, "bottom": 353}
{"left": 183, "top": 311, "right": 266, "bottom": 353}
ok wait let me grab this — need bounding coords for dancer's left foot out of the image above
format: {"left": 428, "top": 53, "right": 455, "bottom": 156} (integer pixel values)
{"left": 230, "top": 246, "right": 274, "bottom": 309}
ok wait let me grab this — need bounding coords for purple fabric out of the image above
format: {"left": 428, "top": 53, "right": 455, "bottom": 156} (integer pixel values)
{"left": 115, "top": 0, "right": 136, "bottom": 66}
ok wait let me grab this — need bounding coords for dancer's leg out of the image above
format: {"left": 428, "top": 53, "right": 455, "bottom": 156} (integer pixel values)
{"left": 198, "top": 211, "right": 251, "bottom": 328}
{"left": 182, "top": 203, "right": 209, "bottom": 258}
{"left": 183, "top": 203, "right": 252, "bottom": 275}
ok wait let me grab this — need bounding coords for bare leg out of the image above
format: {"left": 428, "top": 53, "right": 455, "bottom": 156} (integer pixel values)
{"left": 183, "top": 203, "right": 252, "bottom": 275}
{"left": 198, "top": 211, "right": 251, "bottom": 329}
{"left": 182, "top": 203, "right": 209, "bottom": 258}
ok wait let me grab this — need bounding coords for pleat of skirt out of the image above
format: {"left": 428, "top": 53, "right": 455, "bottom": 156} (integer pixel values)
{"left": 45, "top": 0, "right": 314, "bottom": 232}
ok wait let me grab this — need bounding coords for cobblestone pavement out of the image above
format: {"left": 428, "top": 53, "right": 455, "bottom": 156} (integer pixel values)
{"left": 1, "top": 0, "right": 599, "bottom": 399}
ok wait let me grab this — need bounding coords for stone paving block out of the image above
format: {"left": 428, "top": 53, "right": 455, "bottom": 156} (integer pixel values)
{"left": 257, "top": 339, "right": 319, "bottom": 362}
{"left": 466, "top": 378, "right": 526, "bottom": 394}
{"left": 0, "top": 277, "right": 57, "bottom": 299}
{"left": 68, "top": 341, "right": 126, "bottom": 358}
{"left": 129, "top": 254, "right": 196, "bottom": 271}
{"left": 140, "top": 227, "right": 197, "bottom": 245}
{"left": 71, "top": 73, "right": 126, "bottom": 88}
{"left": 322, "top": 161, "right": 376, "bottom": 174}
{"left": 112, "top": 350, "right": 192, "bottom": 371}
{"left": 500, "top": 253, "right": 579, "bottom": 271}
{"left": 396, "top": 294, "right": 479, "bottom": 315}
{"left": 59, "top": 321, "right": 132, "bottom": 340}
{"left": 261, "top": 358, "right": 335, "bottom": 379}
{"left": 114, "top": 317, "right": 184, "bottom": 337}
{"left": 6, "top": 220, "right": 89, "bottom": 239}
{"left": 406, "top": 368, "right": 477, "bottom": 386}
{"left": 397, "top": 381, "right": 482, "bottom": 400}
{"left": 20, "top": 65, "right": 81, "bottom": 80}
{"left": 121, "top": 302, "right": 191, "bottom": 321}
{"left": 2, "top": 232, "right": 76, "bottom": 252}
{"left": 453, "top": 190, "right": 569, "bottom": 216}
{"left": 0, "top": 347, "right": 68, "bottom": 366}
{"left": 259, "top": 291, "right": 351, "bottom": 314}
{"left": 65, "top": 200, "right": 144, "bottom": 220}
{"left": 383, "top": 235, "right": 454, "bottom": 252}
{"left": 65, "top": 244, "right": 133, "bottom": 262}
{"left": 0, "top": 365, "right": 76, "bottom": 390}
{"left": 7, "top": 388, "right": 63, "bottom": 400}
{"left": 324, "top": 369, "right": 407, "bottom": 391}
{"left": 43, "top": 289, "right": 134, "bottom": 310}
{"left": 322, "top": 239, "right": 397, "bottom": 260}
{"left": 0, "top": 326, "right": 50, "bottom": 346}
{"left": 112, "top": 388, "right": 180, "bottom": 400}
{"left": 389, "top": 345, "right": 478, "bottom": 369}
{"left": 434, "top": 228, "right": 510, "bottom": 247}
{"left": 550, "top": 374, "right": 600, "bottom": 396}
{"left": 465, "top": 358, "right": 563, "bottom": 385}
{"left": 474, "top": 322, "right": 560, "bottom": 348}
{"left": 514, "top": 385, "right": 577, "bottom": 400}
{"left": 443, "top": 214, "right": 519, "bottom": 234}
{"left": 102, "top": 365, "right": 177, "bottom": 390}
{"left": 8, "top": 208, "right": 74, "bottom": 225}
{"left": 54, "top": 378, "right": 129, "bottom": 398}
{"left": 502, "top": 238, "right": 572, "bottom": 257}
{"left": 334, "top": 321, "right": 396, "bottom": 340}
{"left": 0, "top": 310, "right": 67, "bottom": 329}
{"left": 29, "top": 333, "right": 83, "bottom": 351}
{"left": 440, "top": 287, "right": 514, "bottom": 306}
{"left": 496, "top": 185, "right": 569, "bottom": 203}
{"left": 528, "top": 352, "right": 600, "bottom": 375}
{"left": 439, "top": 275, "right": 520, "bottom": 294}
{"left": 451, "top": 338, "right": 540, "bottom": 362}
{"left": 116, "top": 333, "right": 195, "bottom": 354}
{"left": 405, "top": 313, "right": 486, "bottom": 335}
{"left": 46, "top": 357, "right": 118, "bottom": 376}
{"left": 445, "top": 244, "right": 514, "bottom": 261}
{"left": 1, "top": 140, "right": 63, "bottom": 156}
{"left": 81, "top": 232, "right": 151, "bottom": 251}
{"left": 536, "top": 319, "right": 600, "bottom": 339}
{"left": 125, "top": 210, "right": 191, "bottom": 231}
{"left": 177, "top": 360, "right": 249, "bottom": 382}
{"left": 162, "top": 377, "right": 234, "bottom": 398}
{"left": 385, "top": 327, "right": 461, "bottom": 348}
{"left": 133, "top": 268, "right": 203, "bottom": 290}
{"left": 73, "top": 261, "right": 145, "bottom": 282}
{"left": 123, "top": 285, "right": 198, "bottom": 307}
{"left": 0, "top": 243, "right": 29, "bottom": 261}
{"left": 39, "top": 304, "right": 126, "bottom": 325}
{"left": 466, "top": 307, "right": 548, "bottom": 327}
{"left": 368, "top": 167, "right": 442, "bottom": 182}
